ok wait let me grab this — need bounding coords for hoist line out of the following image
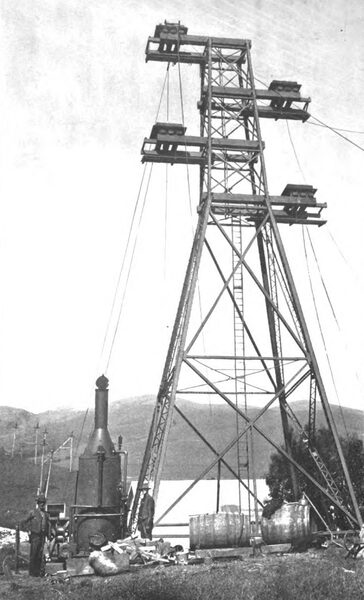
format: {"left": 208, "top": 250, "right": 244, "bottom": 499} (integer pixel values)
{"left": 253, "top": 73, "right": 364, "bottom": 154}
{"left": 285, "top": 98, "right": 352, "bottom": 436}
{"left": 327, "top": 229, "right": 350, "bottom": 266}
{"left": 309, "top": 229, "right": 364, "bottom": 404}
{"left": 155, "top": 63, "right": 171, "bottom": 121}
{"left": 164, "top": 66, "right": 170, "bottom": 281}
{"left": 286, "top": 120, "right": 360, "bottom": 338}
{"left": 307, "top": 122, "right": 364, "bottom": 135}
{"left": 302, "top": 227, "right": 349, "bottom": 437}
{"left": 105, "top": 164, "right": 154, "bottom": 373}
{"left": 326, "top": 228, "right": 364, "bottom": 300}
{"left": 286, "top": 121, "right": 306, "bottom": 182}
{"left": 286, "top": 116, "right": 352, "bottom": 433}
{"left": 177, "top": 56, "right": 206, "bottom": 355}
{"left": 167, "top": 64, "right": 170, "bottom": 120}
{"left": 164, "top": 166, "right": 168, "bottom": 280}
{"left": 99, "top": 162, "right": 149, "bottom": 369}
{"left": 306, "top": 229, "right": 339, "bottom": 325}
{"left": 308, "top": 114, "right": 364, "bottom": 154}
{"left": 100, "top": 63, "right": 169, "bottom": 371}
{"left": 177, "top": 59, "right": 185, "bottom": 126}
{"left": 177, "top": 60, "right": 193, "bottom": 222}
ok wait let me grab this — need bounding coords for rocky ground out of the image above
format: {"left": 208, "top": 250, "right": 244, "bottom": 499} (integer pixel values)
{"left": 1, "top": 543, "right": 364, "bottom": 600}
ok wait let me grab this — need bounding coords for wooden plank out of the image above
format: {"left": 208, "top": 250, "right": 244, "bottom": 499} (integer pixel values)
{"left": 142, "top": 150, "right": 205, "bottom": 165}
{"left": 146, "top": 51, "right": 205, "bottom": 65}
{"left": 265, "top": 543, "right": 292, "bottom": 554}
{"left": 207, "top": 193, "right": 324, "bottom": 207}
{"left": 240, "top": 106, "right": 310, "bottom": 122}
{"left": 208, "top": 86, "right": 309, "bottom": 102}
{"left": 149, "top": 135, "right": 260, "bottom": 150}
{"left": 194, "top": 547, "right": 252, "bottom": 559}
{"left": 193, "top": 543, "right": 291, "bottom": 559}
{"left": 148, "top": 34, "right": 250, "bottom": 49}
{"left": 211, "top": 207, "right": 326, "bottom": 226}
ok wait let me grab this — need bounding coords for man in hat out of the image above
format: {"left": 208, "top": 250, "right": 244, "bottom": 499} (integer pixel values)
{"left": 21, "top": 493, "right": 51, "bottom": 577}
{"left": 137, "top": 485, "right": 155, "bottom": 540}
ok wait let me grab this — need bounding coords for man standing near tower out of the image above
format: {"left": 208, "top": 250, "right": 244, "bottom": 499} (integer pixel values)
{"left": 21, "top": 493, "right": 51, "bottom": 577}
{"left": 138, "top": 485, "right": 155, "bottom": 540}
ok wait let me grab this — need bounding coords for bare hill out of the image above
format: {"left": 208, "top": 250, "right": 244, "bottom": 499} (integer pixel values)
{"left": 0, "top": 397, "right": 363, "bottom": 480}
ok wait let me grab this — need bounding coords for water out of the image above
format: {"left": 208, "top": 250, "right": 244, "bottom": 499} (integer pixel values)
{"left": 135, "top": 479, "right": 269, "bottom": 548}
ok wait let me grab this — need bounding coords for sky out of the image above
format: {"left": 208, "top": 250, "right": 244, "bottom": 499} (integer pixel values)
{"left": 0, "top": 0, "right": 364, "bottom": 415}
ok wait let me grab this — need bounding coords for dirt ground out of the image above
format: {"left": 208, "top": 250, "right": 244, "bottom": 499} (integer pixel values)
{"left": 1, "top": 545, "right": 364, "bottom": 600}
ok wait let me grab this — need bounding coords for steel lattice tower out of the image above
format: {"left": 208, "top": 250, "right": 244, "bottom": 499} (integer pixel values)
{"left": 130, "top": 22, "right": 362, "bottom": 531}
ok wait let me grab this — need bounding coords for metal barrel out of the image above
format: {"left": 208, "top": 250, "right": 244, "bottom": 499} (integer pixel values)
{"left": 189, "top": 512, "right": 249, "bottom": 549}
{"left": 260, "top": 501, "right": 311, "bottom": 545}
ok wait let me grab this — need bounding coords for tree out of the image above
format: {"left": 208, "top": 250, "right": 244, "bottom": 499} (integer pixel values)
{"left": 265, "top": 427, "right": 364, "bottom": 529}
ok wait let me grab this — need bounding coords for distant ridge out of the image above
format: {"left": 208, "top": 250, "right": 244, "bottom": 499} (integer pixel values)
{"left": 0, "top": 396, "right": 363, "bottom": 479}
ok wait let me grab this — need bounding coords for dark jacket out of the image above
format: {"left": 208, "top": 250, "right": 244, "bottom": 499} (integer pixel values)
{"left": 138, "top": 493, "right": 155, "bottom": 524}
{"left": 21, "top": 507, "right": 51, "bottom": 537}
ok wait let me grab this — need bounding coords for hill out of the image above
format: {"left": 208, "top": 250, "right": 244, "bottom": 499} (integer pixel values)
{"left": 0, "top": 396, "right": 363, "bottom": 480}
{"left": 0, "top": 397, "right": 363, "bottom": 528}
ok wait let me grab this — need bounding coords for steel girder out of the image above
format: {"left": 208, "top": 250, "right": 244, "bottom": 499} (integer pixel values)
{"left": 129, "top": 24, "right": 362, "bottom": 532}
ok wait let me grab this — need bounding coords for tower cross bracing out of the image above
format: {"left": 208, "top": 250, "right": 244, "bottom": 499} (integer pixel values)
{"left": 130, "top": 22, "right": 362, "bottom": 532}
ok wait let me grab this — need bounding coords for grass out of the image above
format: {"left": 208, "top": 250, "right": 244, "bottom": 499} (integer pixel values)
{"left": 1, "top": 547, "right": 364, "bottom": 600}
{"left": 0, "top": 455, "right": 76, "bottom": 529}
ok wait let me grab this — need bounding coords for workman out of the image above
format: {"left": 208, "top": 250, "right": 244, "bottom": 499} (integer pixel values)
{"left": 21, "top": 493, "right": 51, "bottom": 577}
{"left": 137, "top": 485, "right": 155, "bottom": 540}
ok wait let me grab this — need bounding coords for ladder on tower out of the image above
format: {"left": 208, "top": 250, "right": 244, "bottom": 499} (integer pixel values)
{"left": 231, "top": 218, "right": 257, "bottom": 519}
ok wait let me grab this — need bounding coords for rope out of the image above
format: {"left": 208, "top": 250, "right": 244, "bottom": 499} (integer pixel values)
{"left": 101, "top": 63, "right": 171, "bottom": 371}
{"left": 285, "top": 111, "right": 363, "bottom": 424}
{"left": 155, "top": 64, "right": 171, "bottom": 121}
{"left": 308, "top": 115, "right": 364, "bottom": 154}
{"left": 302, "top": 227, "right": 349, "bottom": 436}
{"left": 177, "top": 61, "right": 193, "bottom": 222}
{"left": 253, "top": 73, "right": 364, "bottom": 154}
{"left": 164, "top": 66, "right": 170, "bottom": 280}
{"left": 99, "top": 163, "right": 148, "bottom": 367}
{"left": 177, "top": 56, "right": 206, "bottom": 356}
{"left": 164, "top": 167, "right": 168, "bottom": 280}
{"left": 286, "top": 121, "right": 306, "bottom": 182}
{"left": 105, "top": 164, "right": 153, "bottom": 373}
{"left": 310, "top": 229, "right": 364, "bottom": 404}
{"left": 307, "top": 122, "right": 364, "bottom": 135}
{"left": 306, "top": 230, "right": 339, "bottom": 325}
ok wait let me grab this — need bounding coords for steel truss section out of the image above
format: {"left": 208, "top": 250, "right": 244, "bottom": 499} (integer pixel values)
{"left": 129, "top": 23, "right": 362, "bottom": 532}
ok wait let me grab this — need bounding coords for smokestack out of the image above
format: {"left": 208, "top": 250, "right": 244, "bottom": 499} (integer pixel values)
{"left": 83, "top": 375, "right": 115, "bottom": 456}
{"left": 95, "top": 375, "right": 108, "bottom": 429}
{"left": 74, "top": 375, "right": 123, "bottom": 549}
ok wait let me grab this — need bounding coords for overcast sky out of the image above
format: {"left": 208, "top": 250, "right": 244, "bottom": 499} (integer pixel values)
{"left": 0, "top": 0, "right": 364, "bottom": 415}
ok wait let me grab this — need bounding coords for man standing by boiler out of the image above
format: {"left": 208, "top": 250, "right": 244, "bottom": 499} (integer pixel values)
{"left": 21, "top": 493, "right": 51, "bottom": 577}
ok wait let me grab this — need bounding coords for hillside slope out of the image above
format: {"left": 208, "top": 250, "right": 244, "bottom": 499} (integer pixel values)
{"left": 0, "top": 397, "right": 363, "bottom": 528}
{"left": 0, "top": 397, "right": 363, "bottom": 479}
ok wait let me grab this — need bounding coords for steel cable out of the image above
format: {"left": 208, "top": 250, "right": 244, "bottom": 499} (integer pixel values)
{"left": 302, "top": 227, "right": 349, "bottom": 436}
{"left": 105, "top": 164, "right": 153, "bottom": 373}
{"left": 253, "top": 73, "right": 364, "bottom": 153}
{"left": 284, "top": 117, "right": 351, "bottom": 434}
